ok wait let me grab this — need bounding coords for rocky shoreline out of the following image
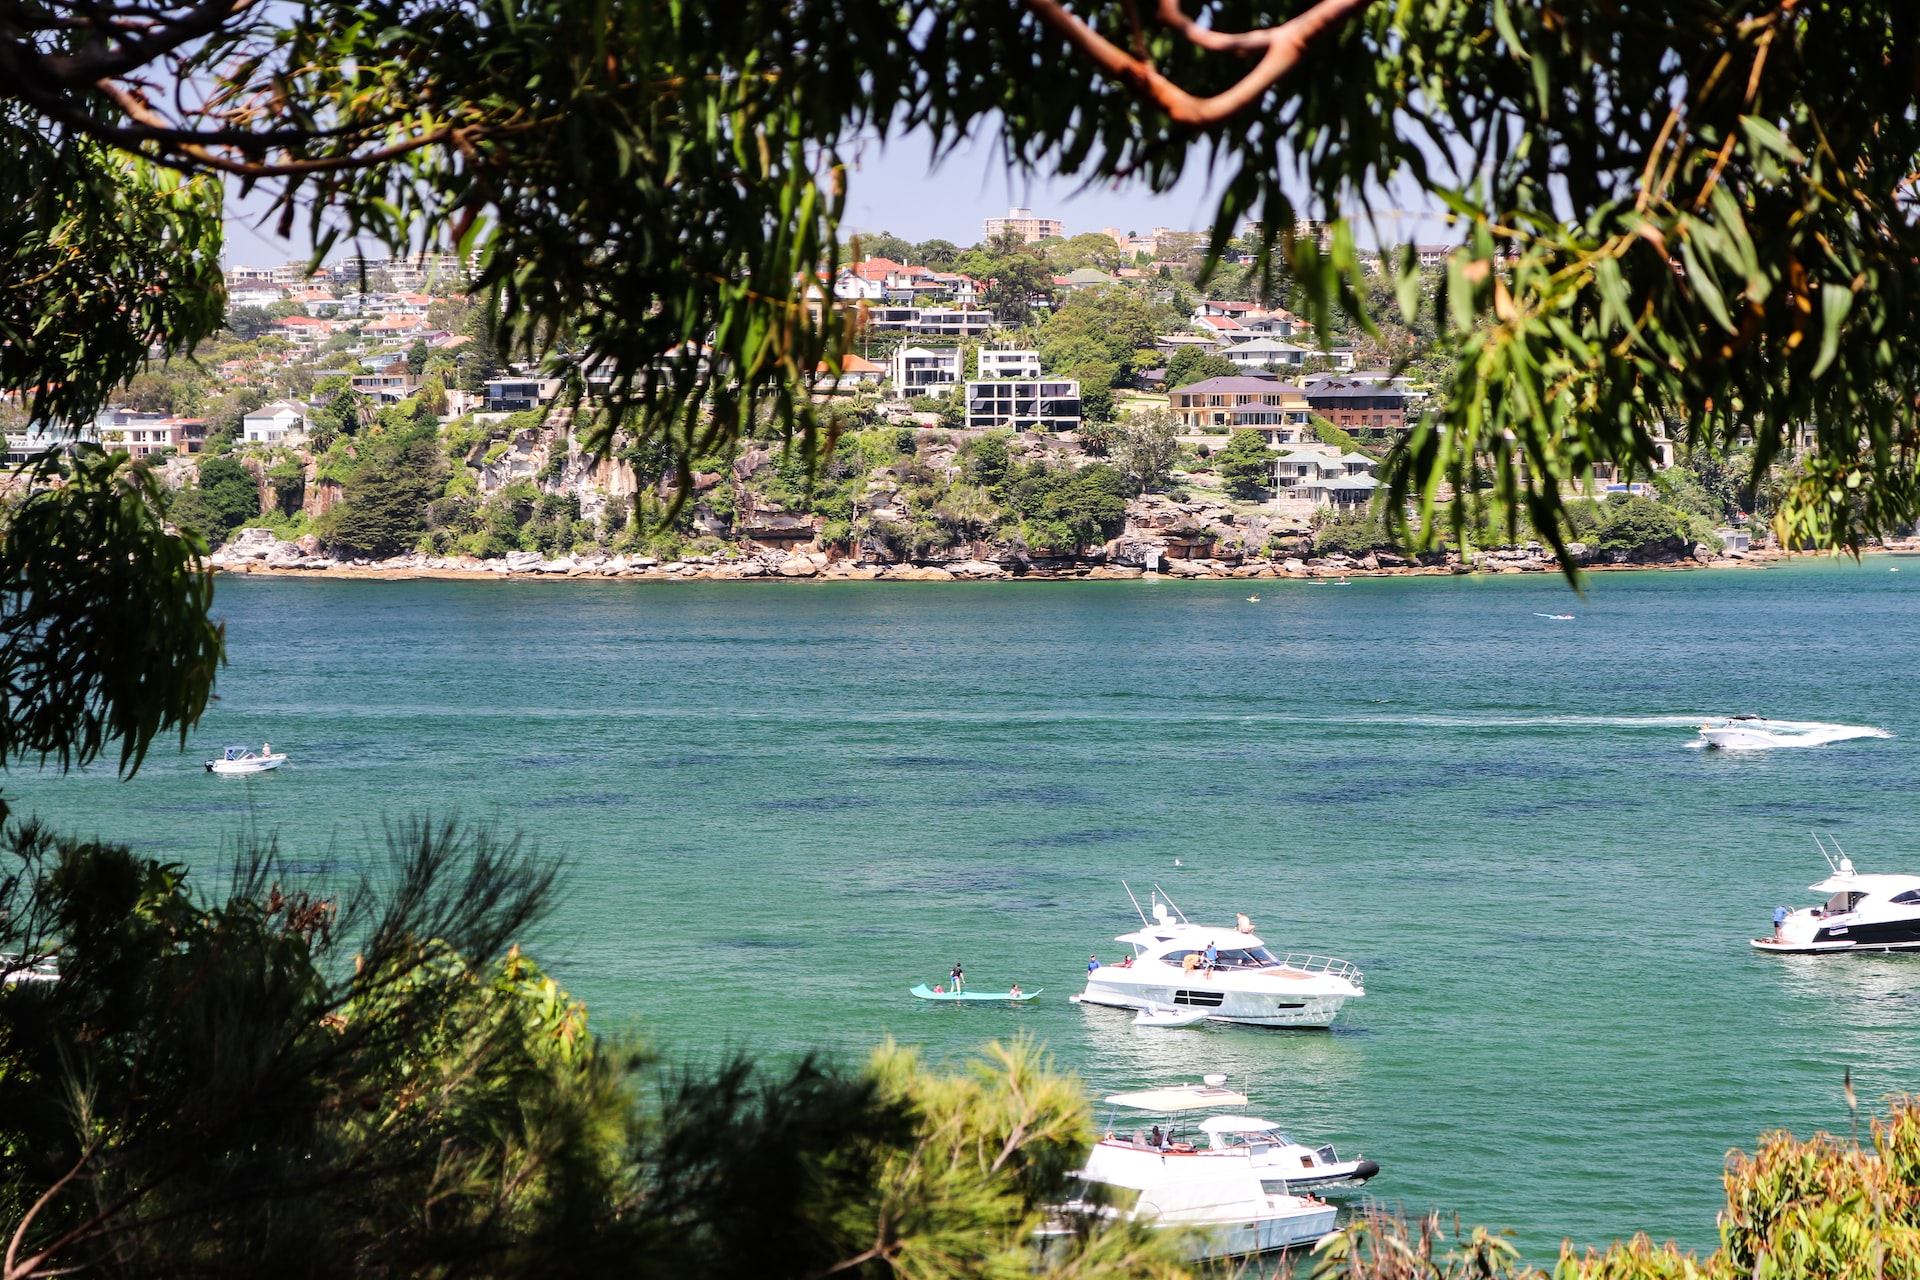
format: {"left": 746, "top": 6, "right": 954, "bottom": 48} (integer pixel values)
{"left": 211, "top": 524, "right": 1834, "bottom": 582}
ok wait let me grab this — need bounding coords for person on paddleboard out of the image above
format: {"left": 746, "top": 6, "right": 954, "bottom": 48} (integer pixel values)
{"left": 950, "top": 962, "right": 963, "bottom": 992}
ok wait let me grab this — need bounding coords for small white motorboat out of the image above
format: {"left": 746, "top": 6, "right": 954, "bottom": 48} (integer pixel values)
{"left": 205, "top": 745, "right": 287, "bottom": 775}
{"left": 1134, "top": 1003, "right": 1212, "bottom": 1028}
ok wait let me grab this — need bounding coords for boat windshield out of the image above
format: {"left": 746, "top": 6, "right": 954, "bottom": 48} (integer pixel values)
{"left": 1825, "top": 890, "right": 1867, "bottom": 914}
{"left": 1166, "top": 947, "right": 1278, "bottom": 970}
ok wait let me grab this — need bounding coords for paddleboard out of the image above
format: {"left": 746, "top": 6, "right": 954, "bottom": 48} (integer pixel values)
{"left": 910, "top": 984, "right": 1041, "bottom": 1002}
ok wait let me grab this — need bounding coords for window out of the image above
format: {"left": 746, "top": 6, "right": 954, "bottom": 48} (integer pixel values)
{"left": 1891, "top": 890, "right": 1920, "bottom": 905}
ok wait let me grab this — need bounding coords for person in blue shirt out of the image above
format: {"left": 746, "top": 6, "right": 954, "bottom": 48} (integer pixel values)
{"left": 1087, "top": 954, "right": 1101, "bottom": 974}
{"left": 1204, "top": 940, "right": 1219, "bottom": 971}
{"left": 1773, "top": 906, "right": 1789, "bottom": 941}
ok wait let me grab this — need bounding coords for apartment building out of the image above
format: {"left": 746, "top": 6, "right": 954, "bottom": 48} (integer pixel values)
{"left": 1303, "top": 380, "right": 1416, "bottom": 433}
{"left": 243, "top": 402, "right": 309, "bottom": 444}
{"left": 964, "top": 379, "right": 1081, "bottom": 431}
{"left": 96, "top": 410, "right": 206, "bottom": 458}
{"left": 984, "top": 206, "right": 1064, "bottom": 244}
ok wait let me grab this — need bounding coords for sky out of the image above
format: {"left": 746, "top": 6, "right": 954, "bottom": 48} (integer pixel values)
{"left": 221, "top": 123, "right": 1457, "bottom": 268}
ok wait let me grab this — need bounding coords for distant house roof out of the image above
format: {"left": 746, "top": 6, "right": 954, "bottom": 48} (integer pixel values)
{"left": 1305, "top": 381, "right": 1415, "bottom": 402}
{"left": 817, "top": 354, "right": 885, "bottom": 375}
{"left": 852, "top": 257, "right": 905, "bottom": 281}
{"left": 1063, "top": 267, "right": 1115, "bottom": 286}
{"left": 245, "top": 401, "right": 307, "bottom": 419}
{"left": 1232, "top": 338, "right": 1307, "bottom": 354}
{"left": 1173, "top": 376, "right": 1310, "bottom": 397}
{"left": 1197, "top": 315, "right": 1243, "bottom": 331}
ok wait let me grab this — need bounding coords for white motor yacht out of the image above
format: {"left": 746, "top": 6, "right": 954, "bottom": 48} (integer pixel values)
{"left": 1072, "top": 888, "right": 1363, "bottom": 1028}
{"left": 205, "top": 745, "right": 287, "bottom": 775}
{"left": 1754, "top": 839, "right": 1920, "bottom": 954}
{"left": 1042, "top": 1078, "right": 1364, "bottom": 1260}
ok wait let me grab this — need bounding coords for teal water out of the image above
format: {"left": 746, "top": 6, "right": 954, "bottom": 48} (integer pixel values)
{"left": 16, "top": 560, "right": 1920, "bottom": 1259}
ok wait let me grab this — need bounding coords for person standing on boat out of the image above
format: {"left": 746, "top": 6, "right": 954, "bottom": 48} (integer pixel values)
{"left": 950, "top": 962, "right": 964, "bottom": 992}
{"left": 1204, "top": 940, "right": 1219, "bottom": 973}
{"left": 1087, "top": 954, "right": 1101, "bottom": 974}
{"left": 1773, "top": 906, "right": 1789, "bottom": 941}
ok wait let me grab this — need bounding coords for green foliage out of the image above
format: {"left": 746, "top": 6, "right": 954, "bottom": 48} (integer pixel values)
{"left": 1214, "top": 430, "right": 1274, "bottom": 501}
{"left": 189, "top": 455, "right": 265, "bottom": 535}
{"left": 1002, "top": 460, "right": 1130, "bottom": 553}
{"left": 1597, "top": 495, "right": 1687, "bottom": 554}
{"left": 0, "top": 449, "right": 221, "bottom": 793}
{"left": 1166, "top": 348, "right": 1238, "bottom": 389}
{"left": 0, "top": 110, "right": 225, "bottom": 430}
{"left": 1313, "top": 507, "right": 1391, "bottom": 557}
{"left": 1114, "top": 411, "right": 1180, "bottom": 494}
{"left": 266, "top": 458, "right": 306, "bottom": 516}
{"left": 1310, "top": 415, "right": 1363, "bottom": 455}
{"left": 324, "top": 429, "right": 447, "bottom": 558}
{"left": 967, "top": 433, "right": 1011, "bottom": 490}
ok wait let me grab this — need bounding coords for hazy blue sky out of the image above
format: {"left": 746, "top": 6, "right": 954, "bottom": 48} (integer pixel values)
{"left": 222, "top": 123, "right": 1454, "bottom": 266}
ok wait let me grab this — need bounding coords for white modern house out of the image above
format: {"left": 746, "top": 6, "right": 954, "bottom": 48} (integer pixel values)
{"left": 976, "top": 348, "right": 1042, "bottom": 380}
{"left": 964, "top": 378, "right": 1081, "bottom": 431}
{"left": 1272, "top": 447, "right": 1380, "bottom": 507}
{"left": 242, "top": 401, "right": 309, "bottom": 444}
{"left": 888, "top": 346, "right": 963, "bottom": 397}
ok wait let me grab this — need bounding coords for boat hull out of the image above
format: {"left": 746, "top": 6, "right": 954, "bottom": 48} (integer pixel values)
{"left": 1076, "top": 979, "right": 1349, "bottom": 1028}
{"left": 1041, "top": 1202, "right": 1336, "bottom": 1261}
{"left": 206, "top": 754, "right": 287, "bottom": 774}
{"left": 1700, "top": 728, "right": 1787, "bottom": 749}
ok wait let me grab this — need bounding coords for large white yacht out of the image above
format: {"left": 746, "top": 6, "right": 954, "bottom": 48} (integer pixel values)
{"left": 1042, "top": 1079, "right": 1356, "bottom": 1260}
{"left": 1754, "top": 841, "right": 1920, "bottom": 954}
{"left": 1070, "top": 889, "right": 1363, "bottom": 1028}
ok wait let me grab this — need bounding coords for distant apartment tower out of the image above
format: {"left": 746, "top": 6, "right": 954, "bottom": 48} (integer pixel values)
{"left": 964, "top": 379, "right": 1080, "bottom": 432}
{"left": 984, "top": 206, "right": 1064, "bottom": 244}
{"left": 976, "top": 348, "right": 1042, "bottom": 380}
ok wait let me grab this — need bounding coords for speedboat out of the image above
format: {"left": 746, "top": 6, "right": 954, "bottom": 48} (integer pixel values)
{"left": 1071, "top": 888, "right": 1363, "bottom": 1028}
{"left": 1754, "top": 839, "right": 1920, "bottom": 954}
{"left": 1041, "top": 1077, "right": 1371, "bottom": 1260}
{"left": 206, "top": 745, "right": 287, "bottom": 775}
{"left": 1699, "top": 716, "right": 1794, "bottom": 749}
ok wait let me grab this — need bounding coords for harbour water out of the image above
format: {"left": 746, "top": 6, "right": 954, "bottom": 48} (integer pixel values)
{"left": 16, "top": 559, "right": 1920, "bottom": 1259}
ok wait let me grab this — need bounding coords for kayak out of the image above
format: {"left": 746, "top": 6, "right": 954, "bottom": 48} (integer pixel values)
{"left": 911, "top": 984, "right": 1041, "bottom": 1002}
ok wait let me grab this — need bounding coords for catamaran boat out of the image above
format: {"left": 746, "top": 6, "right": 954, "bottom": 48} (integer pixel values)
{"left": 1041, "top": 1078, "right": 1368, "bottom": 1260}
{"left": 1071, "top": 887, "right": 1363, "bottom": 1028}
{"left": 205, "top": 745, "right": 287, "bottom": 775}
{"left": 1754, "top": 839, "right": 1920, "bottom": 954}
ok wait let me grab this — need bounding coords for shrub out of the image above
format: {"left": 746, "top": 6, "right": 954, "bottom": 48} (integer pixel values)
{"left": 1597, "top": 494, "right": 1686, "bottom": 553}
{"left": 1313, "top": 507, "right": 1391, "bottom": 557}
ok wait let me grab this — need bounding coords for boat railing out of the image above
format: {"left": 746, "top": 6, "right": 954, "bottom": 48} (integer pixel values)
{"left": 1275, "top": 953, "right": 1363, "bottom": 985}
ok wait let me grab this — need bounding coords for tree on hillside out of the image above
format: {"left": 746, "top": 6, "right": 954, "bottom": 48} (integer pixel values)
{"left": 848, "top": 230, "right": 913, "bottom": 263}
{"left": 324, "top": 431, "right": 447, "bottom": 558}
{"left": 1215, "top": 429, "right": 1274, "bottom": 501}
{"left": 913, "top": 239, "right": 960, "bottom": 268}
{"left": 167, "top": 455, "right": 262, "bottom": 544}
{"left": 1115, "top": 411, "right": 1181, "bottom": 494}
{"left": 1167, "top": 348, "right": 1238, "bottom": 389}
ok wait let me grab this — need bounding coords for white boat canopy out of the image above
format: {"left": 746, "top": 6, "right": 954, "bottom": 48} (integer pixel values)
{"left": 1103, "top": 1085, "right": 1249, "bottom": 1112}
{"left": 1197, "top": 1115, "right": 1283, "bottom": 1134}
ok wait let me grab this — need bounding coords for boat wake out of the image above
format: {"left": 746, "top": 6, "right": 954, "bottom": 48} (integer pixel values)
{"left": 1690, "top": 719, "right": 1893, "bottom": 750}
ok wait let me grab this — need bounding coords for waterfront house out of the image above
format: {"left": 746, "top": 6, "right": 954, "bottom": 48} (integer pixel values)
{"left": 97, "top": 409, "right": 205, "bottom": 458}
{"left": 243, "top": 402, "right": 308, "bottom": 444}
{"left": 977, "top": 348, "right": 1043, "bottom": 380}
{"left": 1168, "top": 376, "right": 1312, "bottom": 442}
{"left": 1271, "top": 447, "right": 1380, "bottom": 507}
{"left": 1224, "top": 338, "right": 1312, "bottom": 370}
{"left": 888, "top": 346, "right": 963, "bottom": 398}
{"left": 1303, "top": 380, "right": 1417, "bottom": 433}
{"left": 964, "top": 378, "right": 1081, "bottom": 432}
{"left": 815, "top": 353, "right": 885, "bottom": 388}
{"left": 484, "top": 377, "right": 562, "bottom": 413}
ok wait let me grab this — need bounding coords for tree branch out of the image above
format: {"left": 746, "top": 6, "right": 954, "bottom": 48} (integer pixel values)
{"left": 1019, "top": 0, "right": 1374, "bottom": 127}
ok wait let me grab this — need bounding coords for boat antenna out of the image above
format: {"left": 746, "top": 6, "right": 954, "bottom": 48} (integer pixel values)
{"left": 1122, "top": 880, "right": 1149, "bottom": 926}
{"left": 1813, "top": 832, "right": 1839, "bottom": 875}
{"left": 1150, "top": 884, "right": 1188, "bottom": 923}
{"left": 1829, "top": 835, "right": 1856, "bottom": 873}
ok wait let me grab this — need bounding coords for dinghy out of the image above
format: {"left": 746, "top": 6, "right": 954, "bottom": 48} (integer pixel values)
{"left": 1133, "top": 1003, "right": 1212, "bottom": 1028}
{"left": 911, "top": 984, "right": 1041, "bottom": 1002}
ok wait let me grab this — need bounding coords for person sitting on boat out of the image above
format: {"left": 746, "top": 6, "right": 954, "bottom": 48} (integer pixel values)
{"left": 1087, "top": 954, "right": 1101, "bottom": 974}
{"left": 1119, "top": 953, "right": 1133, "bottom": 968}
{"left": 262, "top": 742, "right": 271, "bottom": 757}
{"left": 1148, "top": 1124, "right": 1163, "bottom": 1149}
{"left": 1008, "top": 984, "right": 1021, "bottom": 998}
{"left": 933, "top": 984, "right": 945, "bottom": 993}
{"left": 1181, "top": 951, "right": 1203, "bottom": 976}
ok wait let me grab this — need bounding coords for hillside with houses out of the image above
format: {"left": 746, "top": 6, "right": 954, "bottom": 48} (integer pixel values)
{"left": 1, "top": 215, "right": 1771, "bottom": 580}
